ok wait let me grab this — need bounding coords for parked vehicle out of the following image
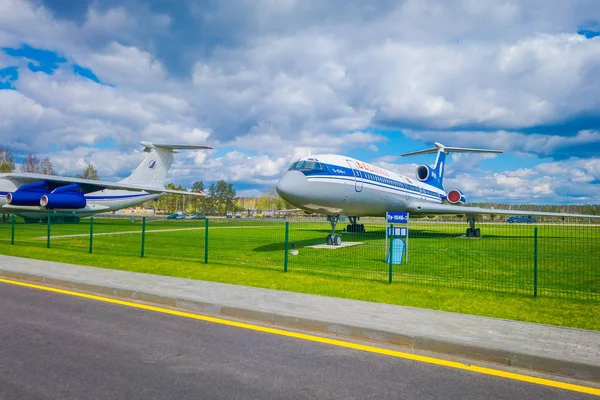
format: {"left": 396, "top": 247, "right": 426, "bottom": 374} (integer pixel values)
{"left": 167, "top": 213, "right": 186, "bottom": 220}
{"left": 506, "top": 215, "right": 536, "bottom": 223}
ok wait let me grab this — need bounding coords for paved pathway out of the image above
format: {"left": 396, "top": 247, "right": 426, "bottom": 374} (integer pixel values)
{"left": 0, "top": 255, "right": 598, "bottom": 382}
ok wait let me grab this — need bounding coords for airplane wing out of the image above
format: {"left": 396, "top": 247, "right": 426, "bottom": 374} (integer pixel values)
{"left": 0, "top": 173, "right": 207, "bottom": 196}
{"left": 407, "top": 201, "right": 600, "bottom": 219}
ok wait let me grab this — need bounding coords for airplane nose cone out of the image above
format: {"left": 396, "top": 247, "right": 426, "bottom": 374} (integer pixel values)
{"left": 276, "top": 171, "right": 308, "bottom": 206}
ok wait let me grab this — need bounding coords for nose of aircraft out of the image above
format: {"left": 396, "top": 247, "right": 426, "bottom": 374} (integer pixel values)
{"left": 276, "top": 170, "right": 308, "bottom": 206}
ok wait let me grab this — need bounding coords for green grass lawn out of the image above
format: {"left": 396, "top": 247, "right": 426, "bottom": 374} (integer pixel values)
{"left": 0, "top": 216, "right": 598, "bottom": 331}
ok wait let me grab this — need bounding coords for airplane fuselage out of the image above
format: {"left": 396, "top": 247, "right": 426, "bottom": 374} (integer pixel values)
{"left": 276, "top": 154, "right": 447, "bottom": 217}
{"left": 0, "top": 177, "right": 159, "bottom": 218}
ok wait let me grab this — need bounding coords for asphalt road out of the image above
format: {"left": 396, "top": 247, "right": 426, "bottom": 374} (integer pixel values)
{"left": 0, "top": 282, "right": 596, "bottom": 400}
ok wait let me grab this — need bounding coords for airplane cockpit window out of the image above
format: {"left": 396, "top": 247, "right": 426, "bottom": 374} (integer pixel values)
{"left": 287, "top": 160, "right": 329, "bottom": 172}
{"left": 288, "top": 161, "right": 301, "bottom": 170}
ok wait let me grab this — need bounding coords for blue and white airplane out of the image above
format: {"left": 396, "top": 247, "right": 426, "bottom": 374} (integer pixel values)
{"left": 0, "top": 142, "right": 211, "bottom": 223}
{"left": 276, "top": 142, "right": 599, "bottom": 245}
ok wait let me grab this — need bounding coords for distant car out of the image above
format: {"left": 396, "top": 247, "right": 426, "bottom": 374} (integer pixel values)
{"left": 506, "top": 216, "right": 536, "bottom": 223}
{"left": 167, "top": 213, "right": 186, "bottom": 220}
{"left": 191, "top": 213, "right": 206, "bottom": 219}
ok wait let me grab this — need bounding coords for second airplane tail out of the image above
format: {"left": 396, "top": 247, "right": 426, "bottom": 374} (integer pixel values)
{"left": 119, "top": 142, "right": 212, "bottom": 188}
{"left": 401, "top": 142, "right": 503, "bottom": 189}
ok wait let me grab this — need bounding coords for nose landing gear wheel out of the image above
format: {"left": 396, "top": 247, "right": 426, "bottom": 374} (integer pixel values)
{"left": 326, "top": 234, "right": 343, "bottom": 246}
{"left": 333, "top": 235, "right": 342, "bottom": 246}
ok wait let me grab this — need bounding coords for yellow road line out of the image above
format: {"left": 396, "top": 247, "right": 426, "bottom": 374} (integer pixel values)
{"left": 1, "top": 277, "right": 598, "bottom": 396}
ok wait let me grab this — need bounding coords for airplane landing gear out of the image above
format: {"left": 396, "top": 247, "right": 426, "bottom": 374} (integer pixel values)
{"left": 346, "top": 216, "right": 365, "bottom": 233}
{"left": 326, "top": 215, "right": 342, "bottom": 246}
{"left": 466, "top": 217, "right": 481, "bottom": 238}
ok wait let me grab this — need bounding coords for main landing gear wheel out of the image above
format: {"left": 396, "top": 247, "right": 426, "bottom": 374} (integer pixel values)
{"left": 465, "top": 218, "right": 481, "bottom": 238}
{"left": 346, "top": 216, "right": 365, "bottom": 233}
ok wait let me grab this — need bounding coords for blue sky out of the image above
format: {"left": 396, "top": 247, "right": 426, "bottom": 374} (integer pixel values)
{"left": 0, "top": 0, "right": 599, "bottom": 204}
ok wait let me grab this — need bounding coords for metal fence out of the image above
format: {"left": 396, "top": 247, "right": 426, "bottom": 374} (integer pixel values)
{"left": 0, "top": 213, "right": 598, "bottom": 301}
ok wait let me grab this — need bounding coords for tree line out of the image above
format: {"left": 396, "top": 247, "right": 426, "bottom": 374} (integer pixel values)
{"left": 143, "top": 180, "right": 238, "bottom": 214}
{"left": 0, "top": 145, "right": 99, "bottom": 178}
{"left": 145, "top": 183, "right": 296, "bottom": 215}
{"left": 469, "top": 203, "right": 600, "bottom": 216}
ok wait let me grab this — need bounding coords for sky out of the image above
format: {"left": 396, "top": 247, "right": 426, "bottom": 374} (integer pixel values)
{"left": 0, "top": 0, "right": 599, "bottom": 204}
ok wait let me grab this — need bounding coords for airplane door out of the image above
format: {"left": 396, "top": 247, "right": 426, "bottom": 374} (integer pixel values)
{"left": 346, "top": 160, "right": 363, "bottom": 192}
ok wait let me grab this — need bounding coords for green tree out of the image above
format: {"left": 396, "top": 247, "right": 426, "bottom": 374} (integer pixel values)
{"left": 208, "top": 180, "right": 236, "bottom": 214}
{"left": 75, "top": 163, "right": 99, "bottom": 180}
{"left": 0, "top": 146, "right": 15, "bottom": 172}
{"left": 158, "top": 183, "right": 187, "bottom": 213}
{"left": 190, "top": 180, "right": 205, "bottom": 212}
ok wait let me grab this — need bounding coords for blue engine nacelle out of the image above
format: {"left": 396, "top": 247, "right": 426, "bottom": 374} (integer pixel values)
{"left": 40, "top": 193, "right": 86, "bottom": 209}
{"left": 6, "top": 191, "right": 45, "bottom": 206}
{"left": 6, "top": 182, "right": 50, "bottom": 206}
{"left": 446, "top": 189, "right": 466, "bottom": 204}
{"left": 415, "top": 165, "right": 433, "bottom": 182}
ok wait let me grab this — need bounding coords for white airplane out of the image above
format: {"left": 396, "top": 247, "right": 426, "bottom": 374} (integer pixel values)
{"left": 275, "top": 142, "right": 600, "bottom": 245}
{"left": 0, "top": 142, "right": 211, "bottom": 223}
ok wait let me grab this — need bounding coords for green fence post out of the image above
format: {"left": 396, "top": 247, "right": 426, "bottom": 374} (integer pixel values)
{"left": 11, "top": 214, "right": 15, "bottom": 245}
{"left": 284, "top": 221, "right": 289, "bottom": 272}
{"left": 388, "top": 224, "right": 393, "bottom": 284}
{"left": 47, "top": 215, "right": 51, "bottom": 248}
{"left": 204, "top": 218, "right": 209, "bottom": 264}
{"left": 141, "top": 217, "right": 146, "bottom": 257}
{"left": 89, "top": 217, "right": 94, "bottom": 254}
{"left": 533, "top": 227, "right": 538, "bottom": 298}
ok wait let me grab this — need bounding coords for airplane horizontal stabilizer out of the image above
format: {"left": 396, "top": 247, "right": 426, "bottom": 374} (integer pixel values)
{"left": 140, "top": 141, "right": 213, "bottom": 152}
{"left": 401, "top": 142, "right": 503, "bottom": 157}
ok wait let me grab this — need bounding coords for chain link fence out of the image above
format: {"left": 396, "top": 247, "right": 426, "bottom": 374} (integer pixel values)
{"left": 0, "top": 213, "right": 597, "bottom": 300}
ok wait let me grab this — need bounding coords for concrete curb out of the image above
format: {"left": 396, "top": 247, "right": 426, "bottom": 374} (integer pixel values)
{"left": 1, "top": 268, "right": 599, "bottom": 383}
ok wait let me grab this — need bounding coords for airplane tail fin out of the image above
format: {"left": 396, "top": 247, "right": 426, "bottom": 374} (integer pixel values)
{"left": 401, "top": 142, "right": 503, "bottom": 189}
{"left": 120, "top": 142, "right": 212, "bottom": 187}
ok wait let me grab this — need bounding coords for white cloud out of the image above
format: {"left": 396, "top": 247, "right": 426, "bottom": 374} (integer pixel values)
{"left": 403, "top": 129, "right": 600, "bottom": 157}
{"left": 82, "top": 42, "right": 167, "bottom": 87}
{"left": 0, "top": 0, "right": 598, "bottom": 203}
{"left": 444, "top": 158, "right": 600, "bottom": 203}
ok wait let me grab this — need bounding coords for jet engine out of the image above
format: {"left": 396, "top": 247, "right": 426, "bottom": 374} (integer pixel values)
{"left": 40, "top": 184, "right": 86, "bottom": 209}
{"left": 415, "top": 165, "right": 433, "bottom": 182}
{"left": 446, "top": 189, "right": 466, "bottom": 204}
{"left": 6, "top": 191, "right": 45, "bottom": 206}
{"left": 6, "top": 181, "right": 49, "bottom": 206}
{"left": 40, "top": 193, "right": 86, "bottom": 209}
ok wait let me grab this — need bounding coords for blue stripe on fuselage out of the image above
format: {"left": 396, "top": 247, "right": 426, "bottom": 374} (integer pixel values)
{"left": 301, "top": 164, "right": 442, "bottom": 201}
